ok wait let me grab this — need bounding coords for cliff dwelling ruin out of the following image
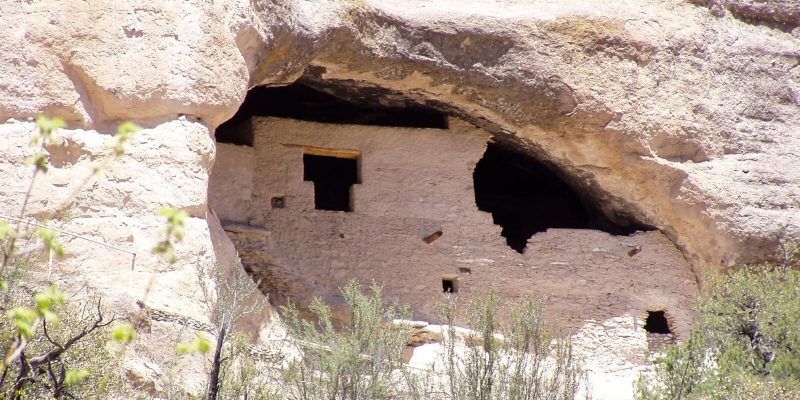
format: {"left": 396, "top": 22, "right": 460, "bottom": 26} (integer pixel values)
{"left": 209, "top": 82, "right": 699, "bottom": 338}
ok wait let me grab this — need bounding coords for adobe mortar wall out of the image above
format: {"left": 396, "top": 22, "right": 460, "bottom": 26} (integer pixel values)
{"left": 209, "top": 117, "right": 698, "bottom": 336}
{"left": 209, "top": 143, "right": 254, "bottom": 224}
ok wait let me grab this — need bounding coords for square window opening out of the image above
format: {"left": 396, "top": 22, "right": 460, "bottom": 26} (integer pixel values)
{"left": 303, "top": 152, "right": 360, "bottom": 212}
{"left": 442, "top": 276, "right": 458, "bottom": 294}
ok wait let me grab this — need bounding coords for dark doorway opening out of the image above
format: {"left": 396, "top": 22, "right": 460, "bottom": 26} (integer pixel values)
{"left": 442, "top": 277, "right": 458, "bottom": 294}
{"left": 303, "top": 154, "right": 359, "bottom": 212}
{"left": 644, "top": 310, "right": 671, "bottom": 334}
{"left": 215, "top": 83, "right": 448, "bottom": 146}
{"left": 473, "top": 143, "right": 643, "bottom": 253}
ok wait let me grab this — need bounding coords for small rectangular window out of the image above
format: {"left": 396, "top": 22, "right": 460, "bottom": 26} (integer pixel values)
{"left": 271, "top": 196, "right": 285, "bottom": 209}
{"left": 302, "top": 150, "right": 360, "bottom": 212}
{"left": 442, "top": 275, "right": 458, "bottom": 294}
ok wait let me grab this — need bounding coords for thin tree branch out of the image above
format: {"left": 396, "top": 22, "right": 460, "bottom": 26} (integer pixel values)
{"left": 42, "top": 319, "right": 65, "bottom": 351}
{"left": 28, "top": 301, "right": 113, "bottom": 369}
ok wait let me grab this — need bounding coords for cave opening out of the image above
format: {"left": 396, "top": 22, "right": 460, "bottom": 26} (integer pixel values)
{"left": 473, "top": 142, "right": 641, "bottom": 253}
{"left": 303, "top": 153, "right": 359, "bottom": 212}
{"left": 215, "top": 82, "right": 449, "bottom": 146}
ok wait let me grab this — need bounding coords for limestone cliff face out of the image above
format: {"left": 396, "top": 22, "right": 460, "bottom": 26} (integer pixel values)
{"left": 291, "top": 1, "right": 800, "bottom": 271}
{"left": 0, "top": 0, "right": 798, "bottom": 397}
{"left": 3, "top": 0, "right": 798, "bottom": 271}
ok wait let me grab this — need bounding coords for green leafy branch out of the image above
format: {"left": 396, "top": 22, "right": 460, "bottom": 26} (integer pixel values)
{"left": 0, "top": 116, "right": 141, "bottom": 398}
{"left": 152, "top": 207, "right": 188, "bottom": 264}
{"left": 176, "top": 332, "right": 212, "bottom": 355}
{"left": 0, "top": 116, "right": 65, "bottom": 278}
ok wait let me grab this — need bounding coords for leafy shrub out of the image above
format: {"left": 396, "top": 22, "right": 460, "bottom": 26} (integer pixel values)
{"left": 437, "top": 290, "right": 585, "bottom": 400}
{"left": 274, "top": 282, "right": 585, "bottom": 400}
{"left": 0, "top": 282, "right": 134, "bottom": 399}
{"left": 636, "top": 242, "right": 800, "bottom": 400}
{"left": 280, "top": 280, "right": 412, "bottom": 400}
{"left": 0, "top": 117, "right": 138, "bottom": 399}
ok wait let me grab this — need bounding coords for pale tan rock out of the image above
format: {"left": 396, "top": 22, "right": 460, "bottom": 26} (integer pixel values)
{"left": 0, "top": 118, "right": 218, "bottom": 313}
{"left": 0, "top": 118, "right": 253, "bottom": 393}
{"left": 691, "top": 0, "right": 800, "bottom": 29}
{"left": 5, "top": 0, "right": 797, "bottom": 269}
{"left": 295, "top": 0, "right": 800, "bottom": 270}
{"left": 1, "top": 1, "right": 799, "bottom": 399}
{"left": 0, "top": 1, "right": 251, "bottom": 126}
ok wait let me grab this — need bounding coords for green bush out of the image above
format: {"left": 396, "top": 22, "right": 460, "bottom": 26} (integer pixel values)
{"left": 437, "top": 290, "right": 584, "bottom": 400}
{"left": 0, "top": 279, "right": 133, "bottom": 399}
{"left": 636, "top": 242, "right": 800, "bottom": 400}
{"left": 280, "top": 280, "right": 412, "bottom": 400}
{"left": 274, "top": 282, "right": 585, "bottom": 400}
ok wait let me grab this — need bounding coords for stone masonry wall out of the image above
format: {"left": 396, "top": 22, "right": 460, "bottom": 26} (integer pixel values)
{"left": 209, "top": 117, "right": 698, "bottom": 337}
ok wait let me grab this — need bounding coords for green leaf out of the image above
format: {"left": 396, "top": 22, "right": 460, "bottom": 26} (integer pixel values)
{"left": 7, "top": 307, "right": 38, "bottom": 339}
{"left": 151, "top": 240, "right": 176, "bottom": 263}
{"left": 35, "top": 115, "right": 66, "bottom": 135}
{"left": 32, "top": 285, "right": 66, "bottom": 324}
{"left": 35, "top": 228, "right": 65, "bottom": 256}
{"left": 26, "top": 154, "right": 50, "bottom": 173}
{"left": 0, "top": 220, "right": 13, "bottom": 240}
{"left": 40, "top": 308, "right": 59, "bottom": 324}
{"left": 153, "top": 207, "right": 188, "bottom": 263}
{"left": 17, "top": 323, "right": 34, "bottom": 340}
{"left": 117, "top": 121, "right": 141, "bottom": 136}
{"left": 176, "top": 332, "right": 212, "bottom": 355}
{"left": 195, "top": 332, "right": 212, "bottom": 354}
{"left": 158, "top": 207, "right": 188, "bottom": 228}
{"left": 111, "top": 323, "right": 137, "bottom": 344}
{"left": 31, "top": 115, "right": 67, "bottom": 146}
{"left": 176, "top": 343, "right": 192, "bottom": 355}
{"left": 34, "top": 115, "right": 66, "bottom": 146}
{"left": 33, "top": 292, "right": 53, "bottom": 310}
{"left": 64, "top": 369, "right": 90, "bottom": 386}
{"left": 111, "top": 121, "right": 141, "bottom": 156}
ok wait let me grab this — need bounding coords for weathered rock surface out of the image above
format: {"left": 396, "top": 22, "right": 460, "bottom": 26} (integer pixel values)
{"left": 692, "top": 0, "right": 800, "bottom": 30}
{"left": 1, "top": 0, "right": 799, "bottom": 398}
{"left": 288, "top": 0, "right": 800, "bottom": 271}
{"left": 0, "top": 117, "right": 225, "bottom": 393}
{"left": 0, "top": 1, "right": 250, "bottom": 126}
{"left": 0, "top": 119, "right": 216, "bottom": 317}
{"left": 6, "top": 0, "right": 797, "bottom": 270}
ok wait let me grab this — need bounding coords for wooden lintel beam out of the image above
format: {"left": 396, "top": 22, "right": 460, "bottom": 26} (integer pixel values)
{"left": 282, "top": 143, "right": 361, "bottom": 159}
